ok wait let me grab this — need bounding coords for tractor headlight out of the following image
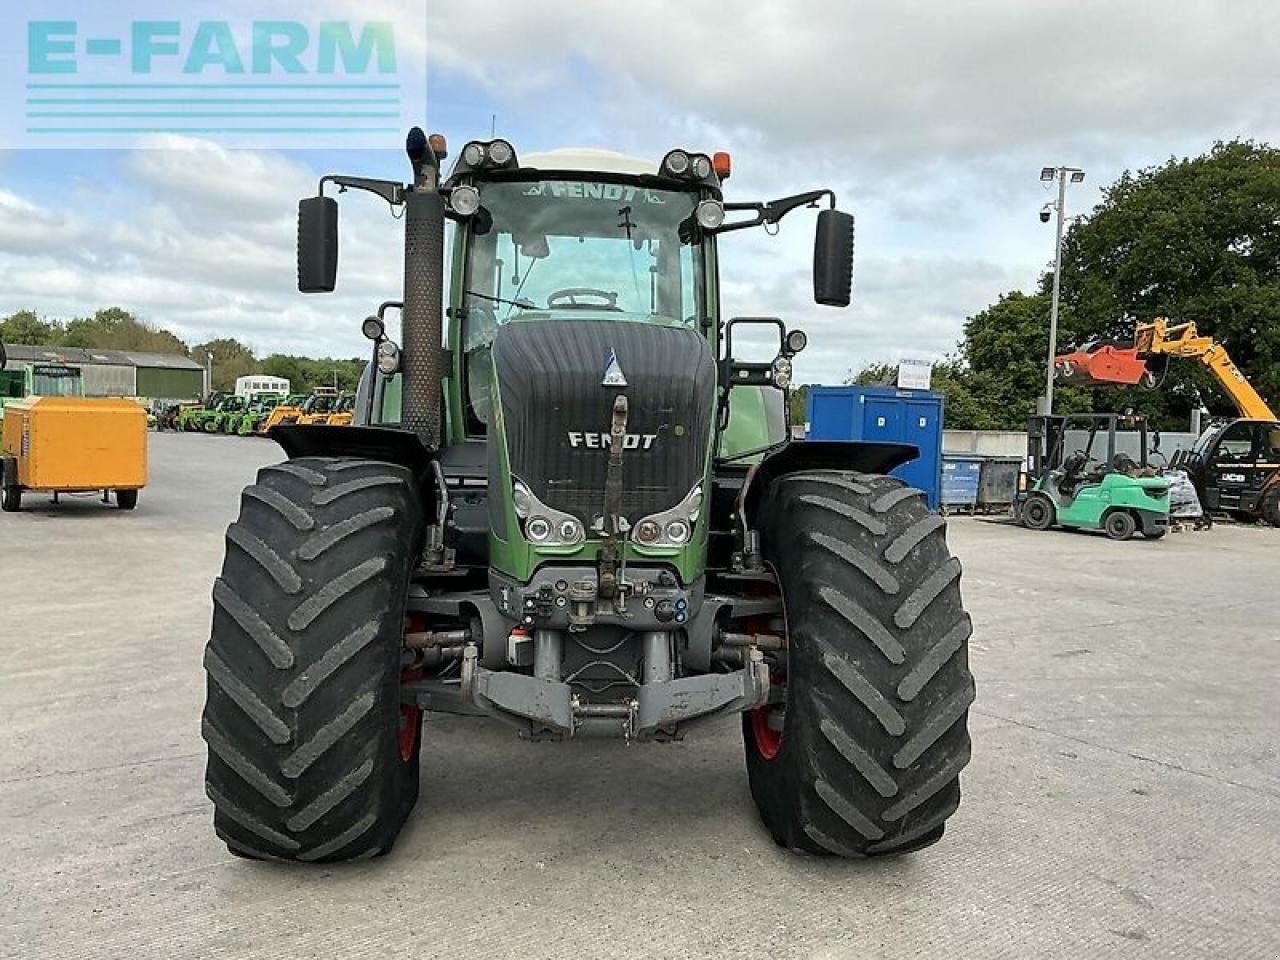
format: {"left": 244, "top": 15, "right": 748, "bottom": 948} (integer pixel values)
{"left": 633, "top": 483, "right": 703, "bottom": 548}
{"left": 772, "top": 355, "right": 793, "bottom": 389}
{"left": 662, "top": 149, "right": 691, "bottom": 177}
{"left": 449, "top": 184, "right": 481, "bottom": 217}
{"left": 695, "top": 199, "right": 725, "bottom": 230}
{"left": 361, "top": 315, "right": 385, "bottom": 341}
{"left": 488, "top": 139, "right": 514, "bottom": 166}
{"left": 377, "top": 340, "right": 402, "bottom": 375}
{"left": 691, "top": 154, "right": 712, "bottom": 179}
{"left": 511, "top": 478, "right": 585, "bottom": 548}
{"left": 462, "top": 142, "right": 485, "bottom": 167}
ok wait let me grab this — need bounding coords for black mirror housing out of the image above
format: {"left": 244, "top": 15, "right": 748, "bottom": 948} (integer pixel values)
{"left": 813, "top": 209, "right": 854, "bottom": 307}
{"left": 298, "top": 196, "right": 339, "bottom": 293}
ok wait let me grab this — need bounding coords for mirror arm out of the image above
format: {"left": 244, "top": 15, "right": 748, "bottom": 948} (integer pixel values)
{"left": 319, "top": 175, "right": 406, "bottom": 209}
{"left": 716, "top": 189, "right": 836, "bottom": 234}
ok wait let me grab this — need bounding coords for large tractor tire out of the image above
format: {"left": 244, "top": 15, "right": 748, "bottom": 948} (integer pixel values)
{"left": 743, "top": 471, "right": 974, "bottom": 857}
{"left": 202, "top": 457, "right": 426, "bottom": 863}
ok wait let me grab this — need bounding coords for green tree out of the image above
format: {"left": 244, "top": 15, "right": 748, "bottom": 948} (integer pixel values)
{"left": 0, "top": 309, "right": 61, "bottom": 345}
{"left": 61, "top": 307, "right": 189, "bottom": 355}
{"left": 192, "top": 338, "right": 258, "bottom": 392}
{"left": 1055, "top": 140, "right": 1280, "bottom": 417}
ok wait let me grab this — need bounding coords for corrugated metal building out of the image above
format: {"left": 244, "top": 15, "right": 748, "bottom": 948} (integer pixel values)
{"left": 0, "top": 343, "right": 204, "bottom": 399}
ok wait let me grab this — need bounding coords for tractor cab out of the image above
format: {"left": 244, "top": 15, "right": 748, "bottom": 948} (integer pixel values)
{"left": 1020, "top": 413, "right": 1170, "bottom": 540}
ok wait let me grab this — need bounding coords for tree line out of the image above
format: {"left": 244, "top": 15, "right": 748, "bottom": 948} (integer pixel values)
{"left": 0, "top": 307, "right": 366, "bottom": 395}
{"left": 841, "top": 139, "right": 1280, "bottom": 430}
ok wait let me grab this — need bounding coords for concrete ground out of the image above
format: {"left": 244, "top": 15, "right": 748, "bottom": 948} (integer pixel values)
{"left": 1, "top": 432, "right": 1277, "bottom": 959}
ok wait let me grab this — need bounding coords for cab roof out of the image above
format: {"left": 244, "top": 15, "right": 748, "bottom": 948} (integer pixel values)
{"left": 518, "top": 148, "right": 653, "bottom": 177}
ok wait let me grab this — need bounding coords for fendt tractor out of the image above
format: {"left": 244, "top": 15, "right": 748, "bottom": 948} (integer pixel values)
{"left": 200, "top": 129, "right": 975, "bottom": 864}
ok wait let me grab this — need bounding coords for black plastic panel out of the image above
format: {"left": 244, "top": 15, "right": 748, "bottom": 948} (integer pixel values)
{"left": 491, "top": 320, "right": 715, "bottom": 524}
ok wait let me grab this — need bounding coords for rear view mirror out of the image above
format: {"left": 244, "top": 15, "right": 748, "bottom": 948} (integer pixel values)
{"left": 813, "top": 209, "right": 855, "bottom": 307}
{"left": 298, "top": 196, "right": 339, "bottom": 293}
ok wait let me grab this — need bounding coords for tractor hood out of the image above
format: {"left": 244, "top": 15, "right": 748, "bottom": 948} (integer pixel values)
{"left": 489, "top": 319, "right": 716, "bottom": 528}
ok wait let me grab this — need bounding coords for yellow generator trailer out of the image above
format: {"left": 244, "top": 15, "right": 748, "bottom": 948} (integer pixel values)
{"left": 2, "top": 396, "right": 148, "bottom": 512}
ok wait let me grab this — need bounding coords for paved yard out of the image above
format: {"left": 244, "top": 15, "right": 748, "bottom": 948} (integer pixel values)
{"left": 1, "top": 432, "right": 1276, "bottom": 959}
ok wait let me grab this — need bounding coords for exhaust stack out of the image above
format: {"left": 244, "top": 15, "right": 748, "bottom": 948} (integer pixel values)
{"left": 400, "top": 128, "right": 446, "bottom": 449}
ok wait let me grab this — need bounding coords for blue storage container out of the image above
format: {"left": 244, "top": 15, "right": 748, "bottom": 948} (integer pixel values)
{"left": 806, "top": 385, "right": 944, "bottom": 509}
{"left": 941, "top": 455, "right": 983, "bottom": 512}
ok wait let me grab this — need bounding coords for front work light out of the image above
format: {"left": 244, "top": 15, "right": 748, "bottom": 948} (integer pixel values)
{"left": 377, "top": 340, "right": 402, "bottom": 375}
{"left": 450, "top": 184, "right": 481, "bottom": 217}
{"left": 695, "top": 200, "right": 725, "bottom": 230}
{"left": 361, "top": 315, "right": 385, "bottom": 341}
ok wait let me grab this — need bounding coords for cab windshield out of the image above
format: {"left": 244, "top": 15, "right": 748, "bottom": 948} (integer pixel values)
{"left": 459, "top": 178, "right": 706, "bottom": 431}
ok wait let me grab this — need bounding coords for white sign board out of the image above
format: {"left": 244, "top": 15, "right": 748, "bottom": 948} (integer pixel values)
{"left": 897, "top": 359, "right": 933, "bottom": 391}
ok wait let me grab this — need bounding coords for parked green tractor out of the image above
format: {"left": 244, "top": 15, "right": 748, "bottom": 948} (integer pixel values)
{"left": 229, "top": 394, "right": 285, "bottom": 435}
{"left": 1019, "top": 413, "right": 1170, "bottom": 540}
{"left": 200, "top": 130, "right": 974, "bottom": 864}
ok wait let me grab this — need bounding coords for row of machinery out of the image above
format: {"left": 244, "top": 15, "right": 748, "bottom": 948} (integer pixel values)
{"left": 1054, "top": 318, "right": 1279, "bottom": 526}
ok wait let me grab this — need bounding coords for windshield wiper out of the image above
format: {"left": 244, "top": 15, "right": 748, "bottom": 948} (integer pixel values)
{"left": 465, "top": 290, "right": 535, "bottom": 311}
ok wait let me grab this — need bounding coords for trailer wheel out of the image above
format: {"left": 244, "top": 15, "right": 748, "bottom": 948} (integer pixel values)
{"left": 1021, "top": 494, "right": 1055, "bottom": 531}
{"left": 743, "top": 471, "right": 974, "bottom": 857}
{"left": 115, "top": 489, "right": 138, "bottom": 510}
{"left": 1, "top": 485, "right": 20, "bottom": 513}
{"left": 1104, "top": 510, "right": 1136, "bottom": 541}
{"left": 201, "top": 457, "right": 426, "bottom": 863}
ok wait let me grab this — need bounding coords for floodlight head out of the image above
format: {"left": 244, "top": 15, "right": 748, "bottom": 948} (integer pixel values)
{"left": 1070, "top": 170, "right": 1085, "bottom": 183}
{"left": 1040, "top": 167, "right": 1056, "bottom": 182}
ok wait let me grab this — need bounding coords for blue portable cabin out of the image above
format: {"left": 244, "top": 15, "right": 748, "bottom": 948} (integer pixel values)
{"left": 806, "top": 385, "right": 944, "bottom": 509}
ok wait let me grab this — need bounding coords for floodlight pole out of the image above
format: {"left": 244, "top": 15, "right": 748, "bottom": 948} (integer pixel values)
{"left": 1041, "top": 166, "right": 1082, "bottom": 415}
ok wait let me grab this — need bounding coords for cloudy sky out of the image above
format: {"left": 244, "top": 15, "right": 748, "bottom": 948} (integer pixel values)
{"left": 1, "top": 1, "right": 1278, "bottom": 384}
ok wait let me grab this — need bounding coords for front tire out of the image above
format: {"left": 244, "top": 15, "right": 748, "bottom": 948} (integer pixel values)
{"left": 1021, "top": 493, "right": 1055, "bottom": 531}
{"left": 1, "top": 485, "right": 20, "bottom": 513}
{"left": 201, "top": 457, "right": 426, "bottom": 862}
{"left": 743, "top": 471, "right": 975, "bottom": 857}
{"left": 115, "top": 489, "right": 138, "bottom": 510}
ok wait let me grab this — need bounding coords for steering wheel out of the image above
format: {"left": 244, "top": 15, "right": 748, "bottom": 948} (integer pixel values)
{"left": 546, "top": 288, "right": 621, "bottom": 311}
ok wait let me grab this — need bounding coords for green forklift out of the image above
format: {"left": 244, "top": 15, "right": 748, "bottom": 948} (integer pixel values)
{"left": 1018, "top": 413, "right": 1170, "bottom": 540}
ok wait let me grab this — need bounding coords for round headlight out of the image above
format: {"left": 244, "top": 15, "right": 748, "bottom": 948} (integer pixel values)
{"left": 462, "top": 142, "right": 485, "bottom": 167}
{"left": 488, "top": 139, "right": 514, "bottom": 165}
{"left": 665, "top": 520, "right": 691, "bottom": 545}
{"left": 450, "top": 184, "right": 481, "bottom": 217}
{"left": 663, "top": 150, "right": 690, "bottom": 176}
{"left": 786, "top": 329, "right": 808, "bottom": 354}
{"left": 376, "top": 341, "right": 401, "bottom": 375}
{"left": 361, "top": 315, "right": 385, "bottom": 341}
{"left": 772, "top": 356, "right": 793, "bottom": 389}
{"left": 695, "top": 200, "right": 725, "bottom": 230}
{"left": 691, "top": 154, "right": 712, "bottom": 179}
{"left": 635, "top": 520, "right": 661, "bottom": 545}
{"left": 512, "top": 481, "right": 532, "bottom": 518}
{"left": 558, "top": 518, "right": 583, "bottom": 543}
{"left": 526, "top": 517, "right": 552, "bottom": 543}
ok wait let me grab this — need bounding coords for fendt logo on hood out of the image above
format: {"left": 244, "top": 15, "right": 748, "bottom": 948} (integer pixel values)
{"left": 568, "top": 431, "right": 657, "bottom": 451}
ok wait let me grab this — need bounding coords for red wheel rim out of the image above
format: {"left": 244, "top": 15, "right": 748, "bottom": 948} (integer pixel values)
{"left": 398, "top": 699, "right": 421, "bottom": 763}
{"left": 750, "top": 705, "right": 783, "bottom": 760}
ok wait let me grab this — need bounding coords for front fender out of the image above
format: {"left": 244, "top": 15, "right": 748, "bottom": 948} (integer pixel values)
{"left": 269, "top": 424, "right": 435, "bottom": 479}
{"left": 739, "top": 439, "right": 918, "bottom": 529}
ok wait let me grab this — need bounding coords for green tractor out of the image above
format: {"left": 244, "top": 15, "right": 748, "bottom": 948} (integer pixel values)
{"left": 1018, "top": 413, "right": 1170, "bottom": 540}
{"left": 229, "top": 394, "right": 284, "bottom": 435}
{"left": 200, "top": 130, "right": 975, "bottom": 864}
